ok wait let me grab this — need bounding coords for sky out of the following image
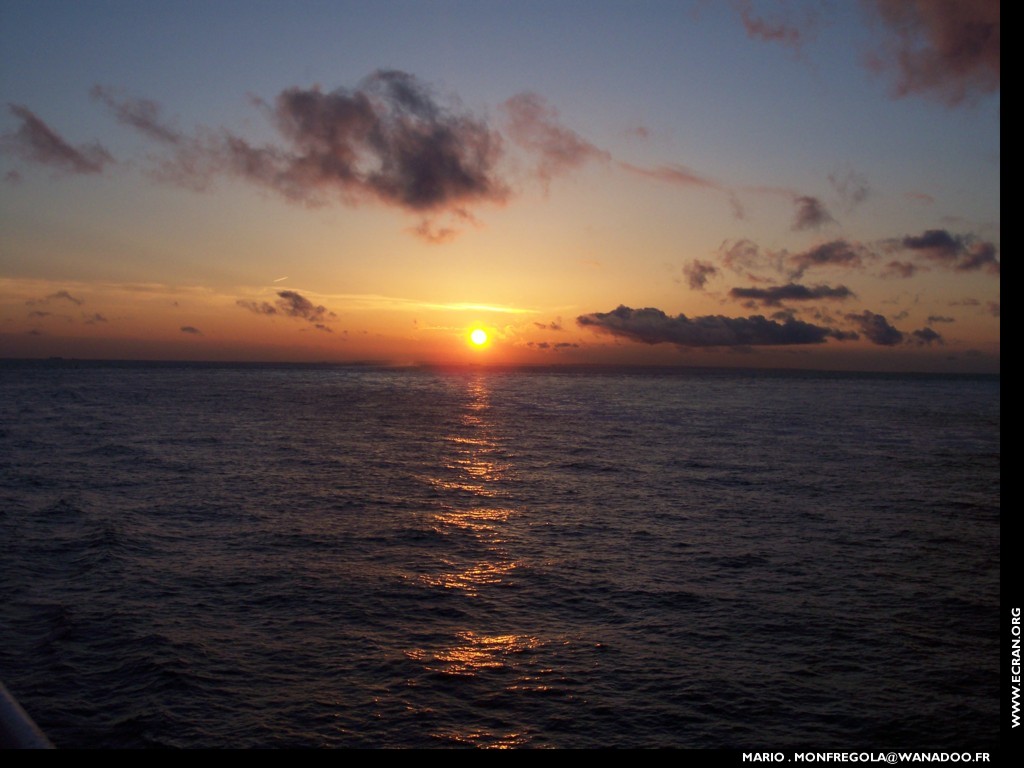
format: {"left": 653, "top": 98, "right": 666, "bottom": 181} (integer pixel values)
{"left": 0, "top": 0, "right": 1000, "bottom": 372}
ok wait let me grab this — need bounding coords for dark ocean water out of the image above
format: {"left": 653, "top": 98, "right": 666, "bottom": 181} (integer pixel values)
{"left": 0, "top": 361, "right": 1000, "bottom": 749}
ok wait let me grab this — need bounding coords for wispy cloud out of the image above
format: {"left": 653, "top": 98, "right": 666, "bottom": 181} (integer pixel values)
{"left": 735, "top": 0, "right": 820, "bottom": 53}
{"left": 828, "top": 166, "right": 870, "bottom": 210}
{"left": 2, "top": 105, "right": 113, "bottom": 174}
{"left": 26, "top": 290, "right": 85, "bottom": 306}
{"left": 863, "top": 0, "right": 1000, "bottom": 106}
{"left": 91, "top": 85, "right": 182, "bottom": 144}
{"left": 501, "top": 92, "right": 610, "bottom": 186}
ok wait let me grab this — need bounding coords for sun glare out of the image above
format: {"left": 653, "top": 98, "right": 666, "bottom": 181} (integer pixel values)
{"left": 470, "top": 328, "right": 488, "bottom": 346}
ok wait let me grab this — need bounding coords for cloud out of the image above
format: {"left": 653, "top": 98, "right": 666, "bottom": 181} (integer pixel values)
{"left": 927, "top": 315, "right": 955, "bottom": 324}
{"left": 735, "top": 0, "right": 819, "bottom": 52}
{"left": 237, "top": 290, "right": 335, "bottom": 326}
{"left": 789, "top": 240, "right": 866, "bottom": 278}
{"left": 533, "top": 318, "right": 563, "bottom": 331}
{"left": 26, "top": 290, "right": 85, "bottom": 306}
{"left": 237, "top": 299, "right": 278, "bottom": 316}
{"left": 792, "top": 195, "right": 834, "bottom": 231}
{"left": 91, "top": 85, "right": 182, "bottom": 144}
{"left": 501, "top": 92, "right": 610, "bottom": 185}
{"left": 911, "top": 327, "right": 943, "bottom": 345}
{"left": 845, "top": 310, "right": 903, "bottom": 346}
{"left": 683, "top": 259, "right": 719, "bottom": 290}
{"left": 620, "top": 161, "right": 719, "bottom": 190}
{"left": 958, "top": 241, "right": 999, "bottom": 274}
{"left": 409, "top": 219, "right": 458, "bottom": 244}
{"left": 828, "top": 167, "right": 870, "bottom": 209}
{"left": 180, "top": 325, "right": 202, "bottom": 335}
{"left": 274, "top": 290, "right": 333, "bottom": 322}
{"left": 84, "top": 313, "right": 107, "bottom": 324}
{"left": 621, "top": 161, "right": 746, "bottom": 218}
{"left": 577, "top": 304, "right": 847, "bottom": 347}
{"left": 897, "top": 229, "right": 999, "bottom": 273}
{"left": 3, "top": 105, "right": 113, "bottom": 174}
{"left": 881, "top": 260, "right": 918, "bottom": 278}
{"left": 719, "top": 238, "right": 784, "bottom": 275}
{"left": 905, "top": 191, "right": 935, "bottom": 205}
{"left": 900, "top": 228, "right": 962, "bottom": 261}
{"left": 140, "top": 70, "right": 507, "bottom": 217}
{"left": 729, "top": 283, "right": 854, "bottom": 307}
{"left": 987, "top": 301, "right": 999, "bottom": 318}
{"left": 864, "top": 0, "right": 1000, "bottom": 105}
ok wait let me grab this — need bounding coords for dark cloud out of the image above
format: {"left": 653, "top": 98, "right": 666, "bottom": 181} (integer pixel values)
{"left": 792, "top": 195, "right": 834, "bottom": 231}
{"left": 84, "top": 313, "right": 107, "bottom": 324}
{"left": 864, "top": 0, "right": 1000, "bottom": 105}
{"left": 3, "top": 105, "right": 113, "bottom": 174}
{"left": 275, "top": 290, "right": 333, "bottom": 322}
{"left": 927, "top": 315, "right": 955, "bottom": 324}
{"left": 898, "top": 229, "right": 999, "bottom": 274}
{"left": 729, "top": 283, "right": 854, "bottom": 307}
{"left": 845, "top": 310, "right": 904, "bottom": 346}
{"left": 987, "top": 301, "right": 999, "bottom": 318}
{"left": 911, "top": 327, "right": 943, "bottom": 345}
{"left": 180, "top": 325, "right": 202, "bottom": 335}
{"left": 958, "top": 241, "right": 999, "bottom": 274}
{"left": 91, "top": 85, "right": 182, "bottom": 144}
{"left": 577, "top": 304, "right": 847, "bottom": 347}
{"left": 237, "top": 290, "right": 335, "bottom": 326}
{"left": 900, "top": 228, "right": 962, "bottom": 261}
{"left": 5, "top": 169, "right": 22, "bottom": 184}
{"left": 145, "top": 70, "right": 507, "bottom": 217}
{"left": 683, "top": 259, "right": 719, "bottom": 290}
{"left": 789, "top": 240, "right": 866, "bottom": 278}
{"left": 501, "top": 92, "right": 610, "bottom": 185}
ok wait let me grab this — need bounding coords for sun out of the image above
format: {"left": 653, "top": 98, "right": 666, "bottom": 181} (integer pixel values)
{"left": 469, "top": 328, "right": 488, "bottom": 347}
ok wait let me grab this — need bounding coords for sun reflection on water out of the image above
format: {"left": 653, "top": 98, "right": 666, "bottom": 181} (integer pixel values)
{"left": 404, "top": 375, "right": 555, "bottom": 747}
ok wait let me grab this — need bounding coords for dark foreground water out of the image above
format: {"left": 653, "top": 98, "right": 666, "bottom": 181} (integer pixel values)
{"left": 0, "top": 361, "right": 1000, "bottom": 749}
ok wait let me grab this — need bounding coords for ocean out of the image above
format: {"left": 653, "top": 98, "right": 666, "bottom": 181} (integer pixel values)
{"left": 0, "top": 361, "right": 1001, "bottom": 749}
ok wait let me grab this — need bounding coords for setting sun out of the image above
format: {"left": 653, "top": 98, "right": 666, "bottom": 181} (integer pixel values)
{"left": 470, "top": 328, "right": 488, "bottom": 346}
